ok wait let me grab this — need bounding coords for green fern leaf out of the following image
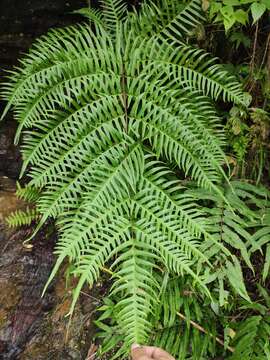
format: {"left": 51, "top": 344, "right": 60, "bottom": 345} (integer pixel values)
{"left": 230, "top": 314, "right": 270, "bottom": 360}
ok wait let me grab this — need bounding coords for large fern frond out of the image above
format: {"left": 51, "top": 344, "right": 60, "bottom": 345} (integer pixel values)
{"left": 1, "top": 0, "right": 256, "bottom": 355}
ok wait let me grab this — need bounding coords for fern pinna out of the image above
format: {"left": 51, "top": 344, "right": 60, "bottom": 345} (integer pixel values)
{"left": 1, "top": 0, "right": 256, "bottom": 357}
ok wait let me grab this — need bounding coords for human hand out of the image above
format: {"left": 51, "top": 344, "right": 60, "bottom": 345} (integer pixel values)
{"left": 131, "top": 344, "right": 175, "bottom": 360}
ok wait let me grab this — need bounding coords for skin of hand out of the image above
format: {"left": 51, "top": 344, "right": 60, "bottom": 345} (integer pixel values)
{"left": 131, "top": 344, "right": 175, "bottom": 360}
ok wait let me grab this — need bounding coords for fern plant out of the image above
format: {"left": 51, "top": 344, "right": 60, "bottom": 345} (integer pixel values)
{"left": 1, "top": 0, "right": 257, "bottom": 356}
{"left": 6, "top": 207, "right": 40, "bottom": 228}
{"left": 228, "top": 285, "right": 270, "bottom": 360}
{"left": 5, "top": 182, "right": 41, "bottom": 228}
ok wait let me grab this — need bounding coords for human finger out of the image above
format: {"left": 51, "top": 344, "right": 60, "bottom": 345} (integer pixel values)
{"left": 150, "top": 347, "right": 175, "bottom": 360}
{"left": 131, "top": 345, "right": 152, "bottom": 360}
{"left": 131, "top": 344, "right": 175, "bottom": 360}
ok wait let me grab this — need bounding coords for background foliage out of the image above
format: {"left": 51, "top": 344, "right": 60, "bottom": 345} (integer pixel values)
{"left": 206, "top": 0, "right": 270, "bottom": 31}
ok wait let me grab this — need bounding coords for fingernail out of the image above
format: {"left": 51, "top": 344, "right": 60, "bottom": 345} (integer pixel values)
{"left": 131, "top": 343, "right": 141, "bottom": 350}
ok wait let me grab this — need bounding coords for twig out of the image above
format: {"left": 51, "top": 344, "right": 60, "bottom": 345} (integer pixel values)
{"left": 86, "top": 343, "right": 98, "bottom": 360}
{"left": 248, "top": 22, "right": 259, "bottom": 92}
{"left": 267, "top": 33, "right": 270, "bottom": 109}
{"left": 101, "top": 265, "right": 115, "bottom": 277}
{"left": 80, "top": 290, "right": 101, "bottom": 304}
{"left": 177, "top": 312, "right": 235, "bottom": 353}
{"left": 250, "top": 22, "right": 259, "bottom": 75}
{"left": 259, "top": 32, "right": 270, "bottom": 72}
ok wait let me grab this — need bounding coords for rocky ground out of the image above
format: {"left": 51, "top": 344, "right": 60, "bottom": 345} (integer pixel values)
{"left": 0, "top": 178, "right": 105, "bottom": 359}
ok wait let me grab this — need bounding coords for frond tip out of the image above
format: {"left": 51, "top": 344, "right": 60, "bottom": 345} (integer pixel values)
{"left": 100, "top": 0, "right": 128, "bottom": 31}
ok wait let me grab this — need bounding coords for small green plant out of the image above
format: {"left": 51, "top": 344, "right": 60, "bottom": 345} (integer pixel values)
{"left": 206, "top": 0, "right": 270, "bottom": 32}
{"left": 226, "top": 106, "right": 270, "bottom": 181}
{"left": 228, "top": 285, "right": 270, "bottom": 359}
{"left": 6, "top": 207, "right": 40, "bottom": 228}
{"left": 1, "top": 0, "right": 269, "bottom": 358}
{"left": 5, "top": 182, "right": 41, "bottom": 228}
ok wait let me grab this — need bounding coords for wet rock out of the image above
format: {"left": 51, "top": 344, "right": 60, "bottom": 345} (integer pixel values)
{"left": 0, "top": 0, "right": 87, "bottom": 78}
{"left": 0, "top": 0, "right": 87, "bottom": 36}
{"left": 0, "top": 178, "right": 100, "bottom": 359}
{"left": 0, "top": 122, "right": 21, "bottom": 179}
{"left": 20, "top": 267, "right": 99, "bottom": 360}
{"left": 0, "top": 178, "right": 54, "bottom": 358}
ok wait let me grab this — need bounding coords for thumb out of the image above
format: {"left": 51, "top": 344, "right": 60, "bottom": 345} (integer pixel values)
{"left": 131, "top": 344, "right": 151, "bottom": 360}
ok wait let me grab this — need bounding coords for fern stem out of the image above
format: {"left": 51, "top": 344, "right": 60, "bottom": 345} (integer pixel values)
{"left": 121, "top": 64, "right": 128, "bottom": 134}
{"left": 101, "top": 265, "right": 117, "bottom": 277}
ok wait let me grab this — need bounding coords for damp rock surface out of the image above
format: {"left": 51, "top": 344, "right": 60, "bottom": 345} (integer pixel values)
{"left": 0, "top": 122, "right": 21, "bottom": 179}
{"left": 0, "top": 0, "right": 87, "bottom": 71}
{"left": 0, "top": 0, "right": 87, "bottom": 178}
{"left": 0, "top": 178, "right": 101, "bottom": 359}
